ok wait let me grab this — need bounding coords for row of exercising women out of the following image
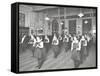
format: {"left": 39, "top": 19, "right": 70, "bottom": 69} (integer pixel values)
{"left": 20, "top": 32, "right": 93, "bottom": 69}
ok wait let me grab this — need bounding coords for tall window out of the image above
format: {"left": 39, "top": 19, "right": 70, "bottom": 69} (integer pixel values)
{"left": 52, "top": 19, "right": 59, "bottom": 33}
{"left": 82, "top": 19, "right": 92, "bottom": 34}
{"left": 69, "top": 20, "right": 76, "bottom": 35}
{"left": 19, "top": 13, "right": 25, "bottom": 27}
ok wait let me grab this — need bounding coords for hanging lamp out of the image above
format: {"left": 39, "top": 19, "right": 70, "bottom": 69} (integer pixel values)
{"left": 78, "top": 8, "right": 84, "bottom": 17}
{"left": 45, "top": 9, "right": 50, "bottom": 21}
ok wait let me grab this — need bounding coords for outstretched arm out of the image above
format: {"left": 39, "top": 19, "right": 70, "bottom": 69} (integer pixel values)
{"left": 71, "top": 42, "right": 73, "bottom": 51}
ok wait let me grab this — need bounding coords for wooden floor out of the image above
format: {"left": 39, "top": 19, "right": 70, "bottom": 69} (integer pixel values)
{"left": 19, "top": 45, "right": 96, "bottom": 72}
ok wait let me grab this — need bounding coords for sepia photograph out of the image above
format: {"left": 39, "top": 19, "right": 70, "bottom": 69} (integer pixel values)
{"left": 18, "top": 3, "right": 97, "bottom": 72}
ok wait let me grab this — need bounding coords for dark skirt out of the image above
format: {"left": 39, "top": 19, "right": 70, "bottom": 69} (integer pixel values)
{"left": 52, "top": 45, "right": 59, "bottom": 58}
{"left": 29, "top": 46, "right": 35, "bottom": 56}
{"left": 71, "top": 49, "right": 81, "bottom": 68}
{"left": 80, "top": 46, "right": 87, "bottom": 63}
{"left": 44, "top": 43, "right": 51, "bottom": 54}
{"left": 63, "top": 42, "right": 69, "bottom": 52}
{"left": 34, "top": 47, "right": 46, "bottom": 59}
{"left": 71, "top": 49, "right": 80, "bottom": 61}
{"left": 82, "top": 46, "right": 87, "bottom": 57}
{"left": 19, "top": 43, "right": 30, "bottom": 53}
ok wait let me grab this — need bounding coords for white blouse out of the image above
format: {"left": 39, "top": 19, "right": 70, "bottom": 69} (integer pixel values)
{"left": 80, "top": 38, "right": 87, "bottom": 46}
{"left": 44, "top": 35, "right": 50, "bottom": 43}
{"left": 20, "top": 35, "right": 26, "bottom": 44}
{"left": 52, "top": 34, "right": 59, "bottom": 45}
{"left": 71, "top": 40, "right": 81, "bottom": 51}
{"left": 36, "top": 37, "right": 44, "bottom": 48}
{"left": 63, "top": 35, "right": 69, "bottom": 42}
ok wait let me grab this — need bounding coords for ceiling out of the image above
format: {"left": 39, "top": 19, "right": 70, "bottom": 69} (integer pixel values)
{"left": 31, "top": 6, "right": 57, "bottom": 12}
{"left": 20, "top": 5, "right": 96, "bottom": 14}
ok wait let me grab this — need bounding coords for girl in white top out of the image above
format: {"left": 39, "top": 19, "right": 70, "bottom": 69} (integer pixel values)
{"left": 71, "top": 36, "right": 81, "bottom": 52}
{"left": 52, "top": 33, "right": 59, "bottom": 58}
{"left": 80, "top": 35, "right": 88, "bottom": 61}
{"left": 44, "top": 35, "right": 50, "bottom": 43}
{"left": 58, "top": 34, "right": 63, "bottom": 46}
{"left": 28, "top": 34, "right": 37, "bottom": 47}
{"left": 85, "top": 34, "right": 91, "bottom": 43}
{"left": 63, "top": 34, "right": 69, "bottom": 52}
{"left": 80, "top": 36, "right": 87, "bottom": 47}
{"left": 44, "top": 35, "right": 50, "bottom": 54}
{"left": 36, "top": 36, "right": 44, "bottom": 48}
{"left": 34, "top": 36, "right": 46, "bottom": 69}
{"left": 71, "top": 36, "right": 81, "bottom": 68}
{"left": 63, "top": 35, "right": 69, "bottom": 42}
{"left": 58, "top": 34, "right": 62, "bottom": 41}
{"left": 52, "top": 33, "right": 59, "bottom": 45}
